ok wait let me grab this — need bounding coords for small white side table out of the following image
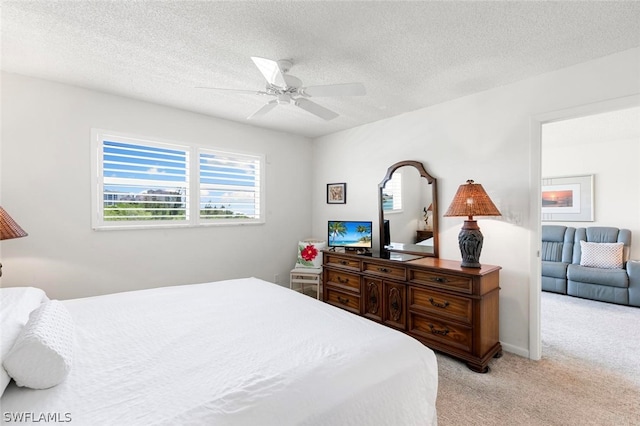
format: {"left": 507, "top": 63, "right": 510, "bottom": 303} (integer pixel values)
{"left": 290, "top": 268, "right": 322, "bottom": 299}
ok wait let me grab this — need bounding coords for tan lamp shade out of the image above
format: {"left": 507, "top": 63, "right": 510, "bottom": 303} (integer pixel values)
{"left": 0, "top": 207, "right": 28, "bottom": 240}
{"left": 444, "top": 180, "right": 501, "bottom": 219}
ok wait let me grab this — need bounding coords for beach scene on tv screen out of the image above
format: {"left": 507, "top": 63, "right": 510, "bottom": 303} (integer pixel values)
{"left": 328, "top": 221, "right": 372, "bottom": 247}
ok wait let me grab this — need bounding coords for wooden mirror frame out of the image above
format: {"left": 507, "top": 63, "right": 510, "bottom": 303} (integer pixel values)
{"left": 378, "top": 160, "right": 439, "bottom": 258}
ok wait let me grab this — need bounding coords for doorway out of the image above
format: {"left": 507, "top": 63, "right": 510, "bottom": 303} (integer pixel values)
{"left": 529, "top": 95, "right": 640, "bottom": 360}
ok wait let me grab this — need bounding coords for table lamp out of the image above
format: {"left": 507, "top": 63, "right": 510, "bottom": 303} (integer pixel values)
{"left": 444, "top": 180, "right": 501, "bottom": 268}
{"left": 0, "top": 206, "right": 28, "bottom": 277}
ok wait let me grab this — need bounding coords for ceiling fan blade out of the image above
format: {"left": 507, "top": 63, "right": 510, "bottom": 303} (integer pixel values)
{"left": 196, "top": 87, "right": 269, "bottom": 96}
{"left": 301, "top": 83, "right": 366, "bottom": 97}
{"left": 294, "top": 98, "right": 339, "bottom": 121}
{"left": 251, "top": 57, "right": 287, "bottom": 88}
{"left": 247, "top": 100, "right": 278, "bottom": 120}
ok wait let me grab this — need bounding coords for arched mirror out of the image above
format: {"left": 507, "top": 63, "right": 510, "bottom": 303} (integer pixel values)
{"left": 378, "top": 160, "right": 438, "bottom": 258}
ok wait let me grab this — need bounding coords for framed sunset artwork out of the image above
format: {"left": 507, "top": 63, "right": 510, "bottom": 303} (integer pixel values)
{"left": 541, "top": 175, "right": 594, "bottom": 221}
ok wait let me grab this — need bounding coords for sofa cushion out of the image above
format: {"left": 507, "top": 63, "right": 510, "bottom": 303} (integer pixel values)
{"left": 567, "top": 264, "right": 629, "bottom": 288}
{"left": 585, "top": 227, "right": 623, "bottom": 243}
{"left": 573, "top": 227, "right": 631, "bottom": 265}
{"left": 542, "top": 261, "right": 569, "bottom": 279}
{"left": 542, "top": 276, "right": 567, "bottom": 294}
{"left": 567, "top": 281, "right": 628, "bottom": 305}
{"left": 542, "top": 225, "right": 569, "bottom": 242}
{"left": 541, "top": 241, "right": 563, "bottom": 262}
{"left": 579, "top": 241, "right": 623, "bottom": 269}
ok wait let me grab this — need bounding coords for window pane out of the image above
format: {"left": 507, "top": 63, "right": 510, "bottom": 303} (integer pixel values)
{"left": 102, "top": 140, "right": 189, "bottom": 222}
{"left": 199, "top": 150, "right": 261, "bottom": 221}
{"left": 382, "top": 173, "right": 403, "bottom": 211}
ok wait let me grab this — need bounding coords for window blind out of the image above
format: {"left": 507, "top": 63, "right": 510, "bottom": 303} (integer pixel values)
{"left": 199, "top": 150, "right": 262, "bottom": 221}
{"left": 101, "top": 140, "right": 189, "bottom": 222}
{"left": 92, "top": 130, "right": 264, "bottom": 229}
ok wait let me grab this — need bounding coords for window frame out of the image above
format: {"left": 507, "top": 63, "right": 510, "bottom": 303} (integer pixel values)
{"left": 382, "top": 170, "right": 404, "bottom": 214}
{"left": 91, "top": 129, "right": 265, "bottom": 230}
{"left": 197, "top": 147, "right": 264, "bottom": 226}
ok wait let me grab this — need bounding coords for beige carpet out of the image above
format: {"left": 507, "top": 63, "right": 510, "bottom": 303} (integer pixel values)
{"left": 435, "top": 292, "right": 640, "bottom": 425}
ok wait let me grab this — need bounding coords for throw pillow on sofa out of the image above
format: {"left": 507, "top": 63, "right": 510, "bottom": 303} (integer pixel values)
{"left": 579, "top": 241, "right": 623, "bottom": 269}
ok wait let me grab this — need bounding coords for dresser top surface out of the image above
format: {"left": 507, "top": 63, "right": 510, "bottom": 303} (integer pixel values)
{"left": 324, "top": 250, "right": 501, "bottom": 276}
{"left": 405, "top": 256, "right": 501, "bottom": 276}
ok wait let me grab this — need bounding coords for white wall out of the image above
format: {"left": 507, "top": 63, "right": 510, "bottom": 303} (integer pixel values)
{"left": 542, "top": 108, "right": 640, "bottom": 259}
{"left": 2, "top": 47, "right": 639, "bottom": 357}
{"left": 0, "top": 72, "right": 312, "bottom": 299}
{"left": 312, "top": 48, "right": 640, "bottom": 357}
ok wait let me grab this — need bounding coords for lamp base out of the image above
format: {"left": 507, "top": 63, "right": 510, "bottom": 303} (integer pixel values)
{"left": 457, "top": 220, "right": 484, "bottom": 268}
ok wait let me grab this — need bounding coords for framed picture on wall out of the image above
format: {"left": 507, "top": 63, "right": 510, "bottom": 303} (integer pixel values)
{"left": 541, "top": 174, "right": 594, "bottom": 221}
{"left": 327, "top": 183, "right": 347, "bottom": 204}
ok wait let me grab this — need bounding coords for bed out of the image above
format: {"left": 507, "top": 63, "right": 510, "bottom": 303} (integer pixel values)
{"left": 1, "top": 277, "right": 438, "bottom": 425}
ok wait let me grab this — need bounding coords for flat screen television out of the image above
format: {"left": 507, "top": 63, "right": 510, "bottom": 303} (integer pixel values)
{"left": 328, "top": 221, "right": 373, "bottom": 249}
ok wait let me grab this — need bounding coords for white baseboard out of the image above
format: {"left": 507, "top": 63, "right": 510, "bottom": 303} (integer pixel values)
{"left": 501, "top": 341, "right": 530, "bottom": 359}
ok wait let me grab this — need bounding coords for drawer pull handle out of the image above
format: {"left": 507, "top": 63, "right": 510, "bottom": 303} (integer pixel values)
{"left": 339, "top": 260, "right": 349, "bottom": 266}
{"left": 430, "top": 277, "right": 448, "bottom": 284}
{"left": 337, "top": 276, "right": 350, "bottom": 284}
{"left": 337, "top": 296, "right": 350, "bottom": 305}
{"left": 428, "top": 324, "right": 450, "bottom": 336}
{"left": 377, "top": 267, "right": 391, "bottom": 273}
{"left": 429, "top": 297, "right": 450, "bottom": 309}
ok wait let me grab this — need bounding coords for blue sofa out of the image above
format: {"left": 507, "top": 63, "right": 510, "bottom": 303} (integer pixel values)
{"left": 542, "top": 225, "right": 639, "bottom": 307}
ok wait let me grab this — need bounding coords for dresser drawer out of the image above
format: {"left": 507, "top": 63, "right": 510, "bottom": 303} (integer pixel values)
{"left": 326, "top": 287, "right": 360, "bottom": 314}
{"left": 409, "top": 313, "right": 472, "bottom": 353}
{"left": 324, "top": 253, "right": 361, "bottom": 271}
{"left": 409, "top": 269, "right": 472, "bottom": 294}
{"left": 326, "top": 269, "right": 361, "bottom": 293}
{"left": 409, "top": 287, "right": 472, "bottom": 324}
{"left": 363, "top": 260, "right": 406, "bottom": 281}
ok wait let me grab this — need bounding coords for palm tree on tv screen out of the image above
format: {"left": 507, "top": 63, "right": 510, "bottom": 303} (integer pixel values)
{"left": 356, "top": 224, "right": 372, "bottom": 243}
{"left": 329, "top": 222, "right": 347, "bottom": 244}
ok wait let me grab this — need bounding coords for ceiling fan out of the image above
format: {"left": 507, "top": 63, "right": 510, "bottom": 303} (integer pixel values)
{"left": 198, "top": 57, "right": 366, "bottom": 121}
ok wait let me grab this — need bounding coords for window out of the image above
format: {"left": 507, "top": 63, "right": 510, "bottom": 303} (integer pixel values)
{"left": 382, "top": 172, "right": 403, "bottom": 212}
{"left": 199, "top": 149, "right": 261, "bottom": 222}
{"left": 92, "top": 130, "right": 264, "bottom": 229}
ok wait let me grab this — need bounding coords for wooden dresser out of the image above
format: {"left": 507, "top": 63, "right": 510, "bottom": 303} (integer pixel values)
{"left": 322, "top": 251, "right": 502, "bottom": 373}
{"left": 416, "top": 230, "right": 433, "bottom": 243}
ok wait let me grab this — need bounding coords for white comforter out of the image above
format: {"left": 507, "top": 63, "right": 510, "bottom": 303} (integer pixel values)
{"left": 1, "top": 278, "right": 438, "bottom": 425}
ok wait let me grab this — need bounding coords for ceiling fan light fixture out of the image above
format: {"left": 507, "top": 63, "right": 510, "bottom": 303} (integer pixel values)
{"left": 276, "top": 59, "right": 292, "bottom": 73}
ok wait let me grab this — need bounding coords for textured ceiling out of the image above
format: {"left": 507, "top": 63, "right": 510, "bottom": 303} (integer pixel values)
{"left": 2, "top": 1, "right": 640, "bottom": 138}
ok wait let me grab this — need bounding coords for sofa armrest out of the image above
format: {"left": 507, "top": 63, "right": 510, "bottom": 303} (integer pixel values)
{"left": 627, "top": 260, "right": 640, "bottom": 307}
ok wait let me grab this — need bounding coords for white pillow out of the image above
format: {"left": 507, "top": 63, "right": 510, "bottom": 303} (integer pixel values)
{"left": 296, "top": 240, "right": 326, "bottom": 268}
{"left": 580, "top": 241, "right": 624, "bottom": 269}
{"left": 3, "top": 300, "right": 75, "bottom": 389}
{"left": 0, "top": 287, "right": 49, "bottom": 395}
